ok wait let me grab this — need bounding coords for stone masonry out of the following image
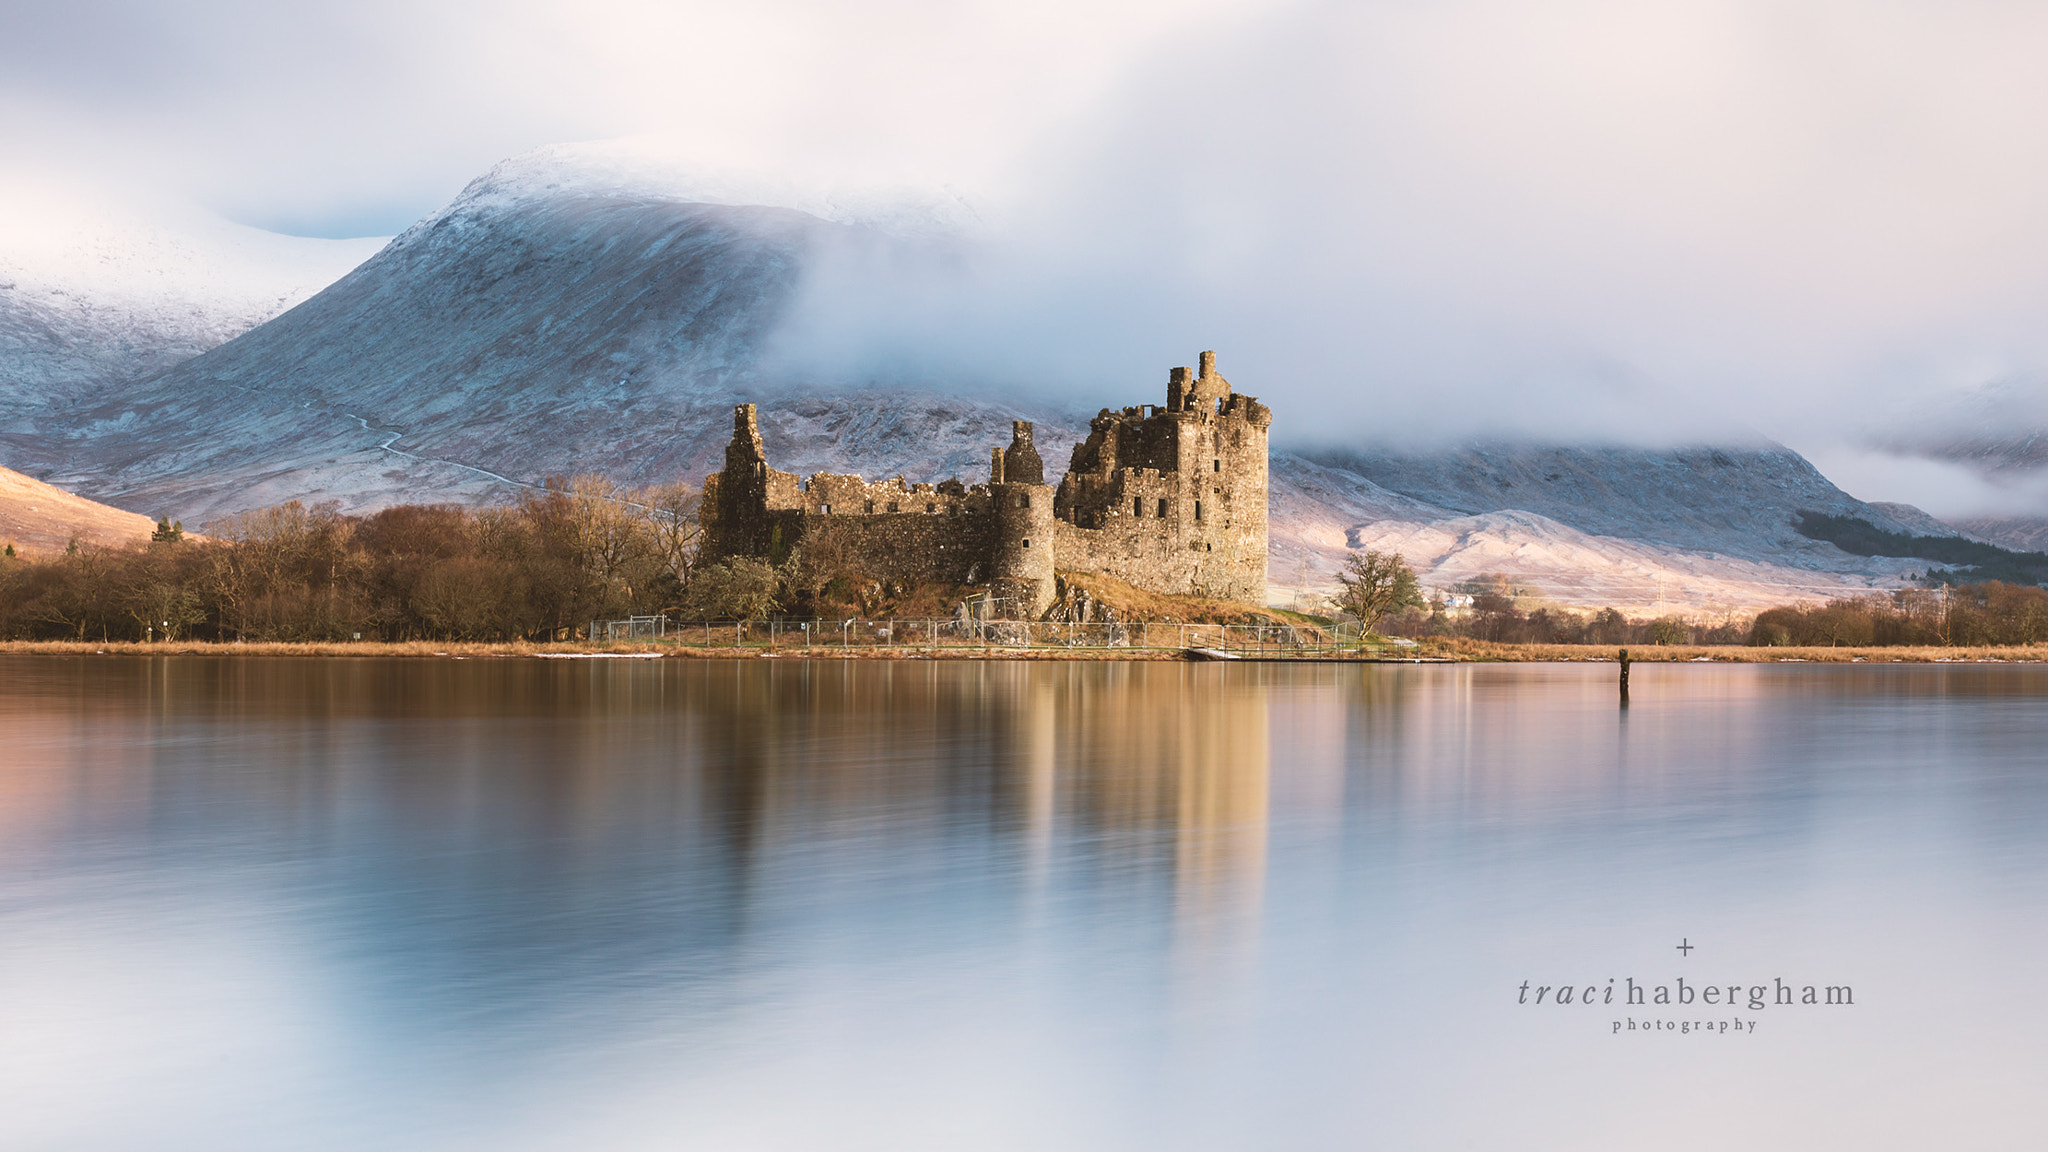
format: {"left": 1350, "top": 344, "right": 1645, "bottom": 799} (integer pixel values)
{"left": 697, "top": 351, "right": 1271, "bottom": 616}
{"left": 1053, "top": 350, "right": 1272, "bottom": 604}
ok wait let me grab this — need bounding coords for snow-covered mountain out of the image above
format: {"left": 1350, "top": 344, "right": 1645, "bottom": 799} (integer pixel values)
{"left": 0, "top": 148, "right": 1958, "bottom": 611}
{"left": 1951, "top": 515, "right": 2048, "bottom": 552}
{"left": 1304, "top": 443, "right": 1919, "bottom": 554}
{"left": 1267, "top": 449, "right": 1935, "bottom": 613}
{"left": 2, "top": 150, "right": 1039, "bottom": 519}
{"left": 0, "top": 173, "right": 386, "bottom": 424}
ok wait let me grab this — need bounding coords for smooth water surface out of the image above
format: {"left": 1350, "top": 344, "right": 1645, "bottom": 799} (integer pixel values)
{"left": 3, "top": 656, "right": 2045, "bottom": 1149}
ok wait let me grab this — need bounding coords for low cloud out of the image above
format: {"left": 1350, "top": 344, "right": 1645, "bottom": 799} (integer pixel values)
{"left": 1798, "top": 447, "right": 2048, "bottom": 520}
{"left": 12, "top": 0, "right": 2048, "bottom": 511}
{"left": 768, "top": 0, "right": 2048, "bottom": 474}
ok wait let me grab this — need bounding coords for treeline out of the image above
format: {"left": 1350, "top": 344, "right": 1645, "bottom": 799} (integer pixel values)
{"left": 1382, "top": 589, "right": 1746, "bottom": 646}
{"left": 1373, "top": 576, "right": 2048, "bottom": 648}
{"left": 1749, "top": 584, "right": 2048, "bottom": 647}
{"left": 10, "top": 498, "right": 2048, "bottom": 646}
{"left": 0, "top": 478, "right": 700, "bottom": 642}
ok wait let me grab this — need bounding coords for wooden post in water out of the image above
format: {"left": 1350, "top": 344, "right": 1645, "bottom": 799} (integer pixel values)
{"left": 1618, "top": 647, "right": 1631, "bottom": 705}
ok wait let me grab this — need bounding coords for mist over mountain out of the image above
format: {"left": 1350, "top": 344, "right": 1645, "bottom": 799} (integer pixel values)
{"left": 14, "top": 0, "right": 2048, "bottom": 540}
{"left": 0, "top": 149, "right": 1967, "bottom": 611}
{"left": 0, "top": 172, "right": 385, "bottom": 424}
{"left": 1811, "top": 379, "right": 2048, "bottom": 550}
{"left": 1, "top": 153, "right": 1062, "bottom": 522}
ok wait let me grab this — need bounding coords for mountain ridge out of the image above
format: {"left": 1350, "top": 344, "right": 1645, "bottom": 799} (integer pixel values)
{"left": 0, "top": 155, "right": 1971, "bottom": 611}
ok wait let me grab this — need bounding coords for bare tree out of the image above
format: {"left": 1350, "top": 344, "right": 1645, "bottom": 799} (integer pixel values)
{"left": 27, "top": 543, "right": 111, "bottom": 639}
{"left": 1332, "top": 549, "right": 1423, "bottom": 637}
{"left": 119, "top": 547, "right": 205, "bottom": 639}
{"left": 636, "top": 480, "right": 701, "bottom": 590}
{"left": 517, "top": 475, "right": 670, "bottom": 632}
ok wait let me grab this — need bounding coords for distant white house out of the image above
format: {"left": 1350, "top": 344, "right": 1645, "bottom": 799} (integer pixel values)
{"left": 1431, "top": 591, "right": 1475, "bottom": 613}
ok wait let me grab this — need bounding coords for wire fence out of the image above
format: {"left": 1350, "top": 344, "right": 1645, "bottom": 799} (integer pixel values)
{"left": 592, "top": 615, "right": 668, "bottom": 641}
{"left": 601, "top": 616, "right": 1422, "bottom": 656}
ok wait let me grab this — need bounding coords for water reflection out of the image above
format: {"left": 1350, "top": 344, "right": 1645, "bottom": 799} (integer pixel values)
{"left": 2, "top": 657, "right": 2047, "bottom": 1150}
{"left": 1, "top": 660, "right": 1278, "bottom": 1026}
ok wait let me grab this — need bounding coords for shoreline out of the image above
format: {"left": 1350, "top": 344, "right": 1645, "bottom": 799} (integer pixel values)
{"left": 5, "top": 640, "right": 2048, "bottom": 663}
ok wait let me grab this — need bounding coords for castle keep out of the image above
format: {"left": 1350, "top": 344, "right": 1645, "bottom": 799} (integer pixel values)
{"left": 698, "top": 351, "right": 1271, "bottom": 616}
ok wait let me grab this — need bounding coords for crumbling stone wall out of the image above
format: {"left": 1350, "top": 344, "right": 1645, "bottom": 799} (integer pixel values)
{"left": 700, "top": 409, "right": 1055, "bottom": 614}
{"left": 1053, "top": 351, "right": 1271, "bottom": 604}
{"left": 788, "top": 510, "right": 998, "bottom": 587}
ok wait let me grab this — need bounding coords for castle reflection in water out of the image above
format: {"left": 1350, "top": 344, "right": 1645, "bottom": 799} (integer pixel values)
{"left": 9, "top": 656, "right": 2048, "bottom": 1150}
{"left": 0, "top": 658, "right": 1281, "bottom": 986}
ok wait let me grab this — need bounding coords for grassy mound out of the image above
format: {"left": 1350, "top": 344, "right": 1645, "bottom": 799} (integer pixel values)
{"left": 1051, "top": 571, "right": 1302, "bottom": 625}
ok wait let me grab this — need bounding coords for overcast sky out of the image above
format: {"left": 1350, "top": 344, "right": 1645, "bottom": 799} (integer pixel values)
{"left": 9, "top": 0, "right": 2048, "bottom": 512}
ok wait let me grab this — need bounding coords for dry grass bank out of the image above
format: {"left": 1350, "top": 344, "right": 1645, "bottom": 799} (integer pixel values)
{"left": 0, "top": 639, "right": 1183, "bottom": 661}
{"left": 1414, "top": 638, "right": 2048, "bottom": 663}
{"left": 6, "top": 638, "right": 2045, "bottom": 664}
{"left": 2, "top": 639, "right": 566, "bottom": 658}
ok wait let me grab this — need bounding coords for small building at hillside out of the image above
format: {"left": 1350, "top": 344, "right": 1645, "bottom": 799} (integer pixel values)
{"left": 697, "top": 351, "right": 1272, "bottom": 616}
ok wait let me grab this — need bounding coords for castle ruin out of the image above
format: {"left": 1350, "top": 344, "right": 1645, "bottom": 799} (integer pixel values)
{"left": 697, "top": 351, "right": 1271, "bottom": 616}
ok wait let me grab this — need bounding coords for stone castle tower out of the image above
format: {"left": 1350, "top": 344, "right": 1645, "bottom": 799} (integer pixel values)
{"left": 696, "top": 352, "right": 1269, "bottom": 616}
{"left": 1052, "top": 350, "right": 1271, "bottom": 604}
{"left": 986, "top": 421, "right": 1057, "bottom": 615}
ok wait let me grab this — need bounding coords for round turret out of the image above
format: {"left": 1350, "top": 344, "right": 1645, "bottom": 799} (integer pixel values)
{"left": 989, "top": 480, "right": 1055, "bottom": 618}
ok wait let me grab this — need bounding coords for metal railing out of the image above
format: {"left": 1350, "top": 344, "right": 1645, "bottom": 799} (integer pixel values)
{"left": 596, "top": 616, "right": 1420, "bottom": 656}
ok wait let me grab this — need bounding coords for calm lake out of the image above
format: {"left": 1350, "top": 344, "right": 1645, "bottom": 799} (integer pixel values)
{"left": 3, "top": 655, "right": 2045, "bottom": 1150}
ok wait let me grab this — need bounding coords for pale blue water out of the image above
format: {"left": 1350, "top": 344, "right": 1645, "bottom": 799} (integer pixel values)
{"left": 2, "top": 656, "right": 2044, "bottom": 1150}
